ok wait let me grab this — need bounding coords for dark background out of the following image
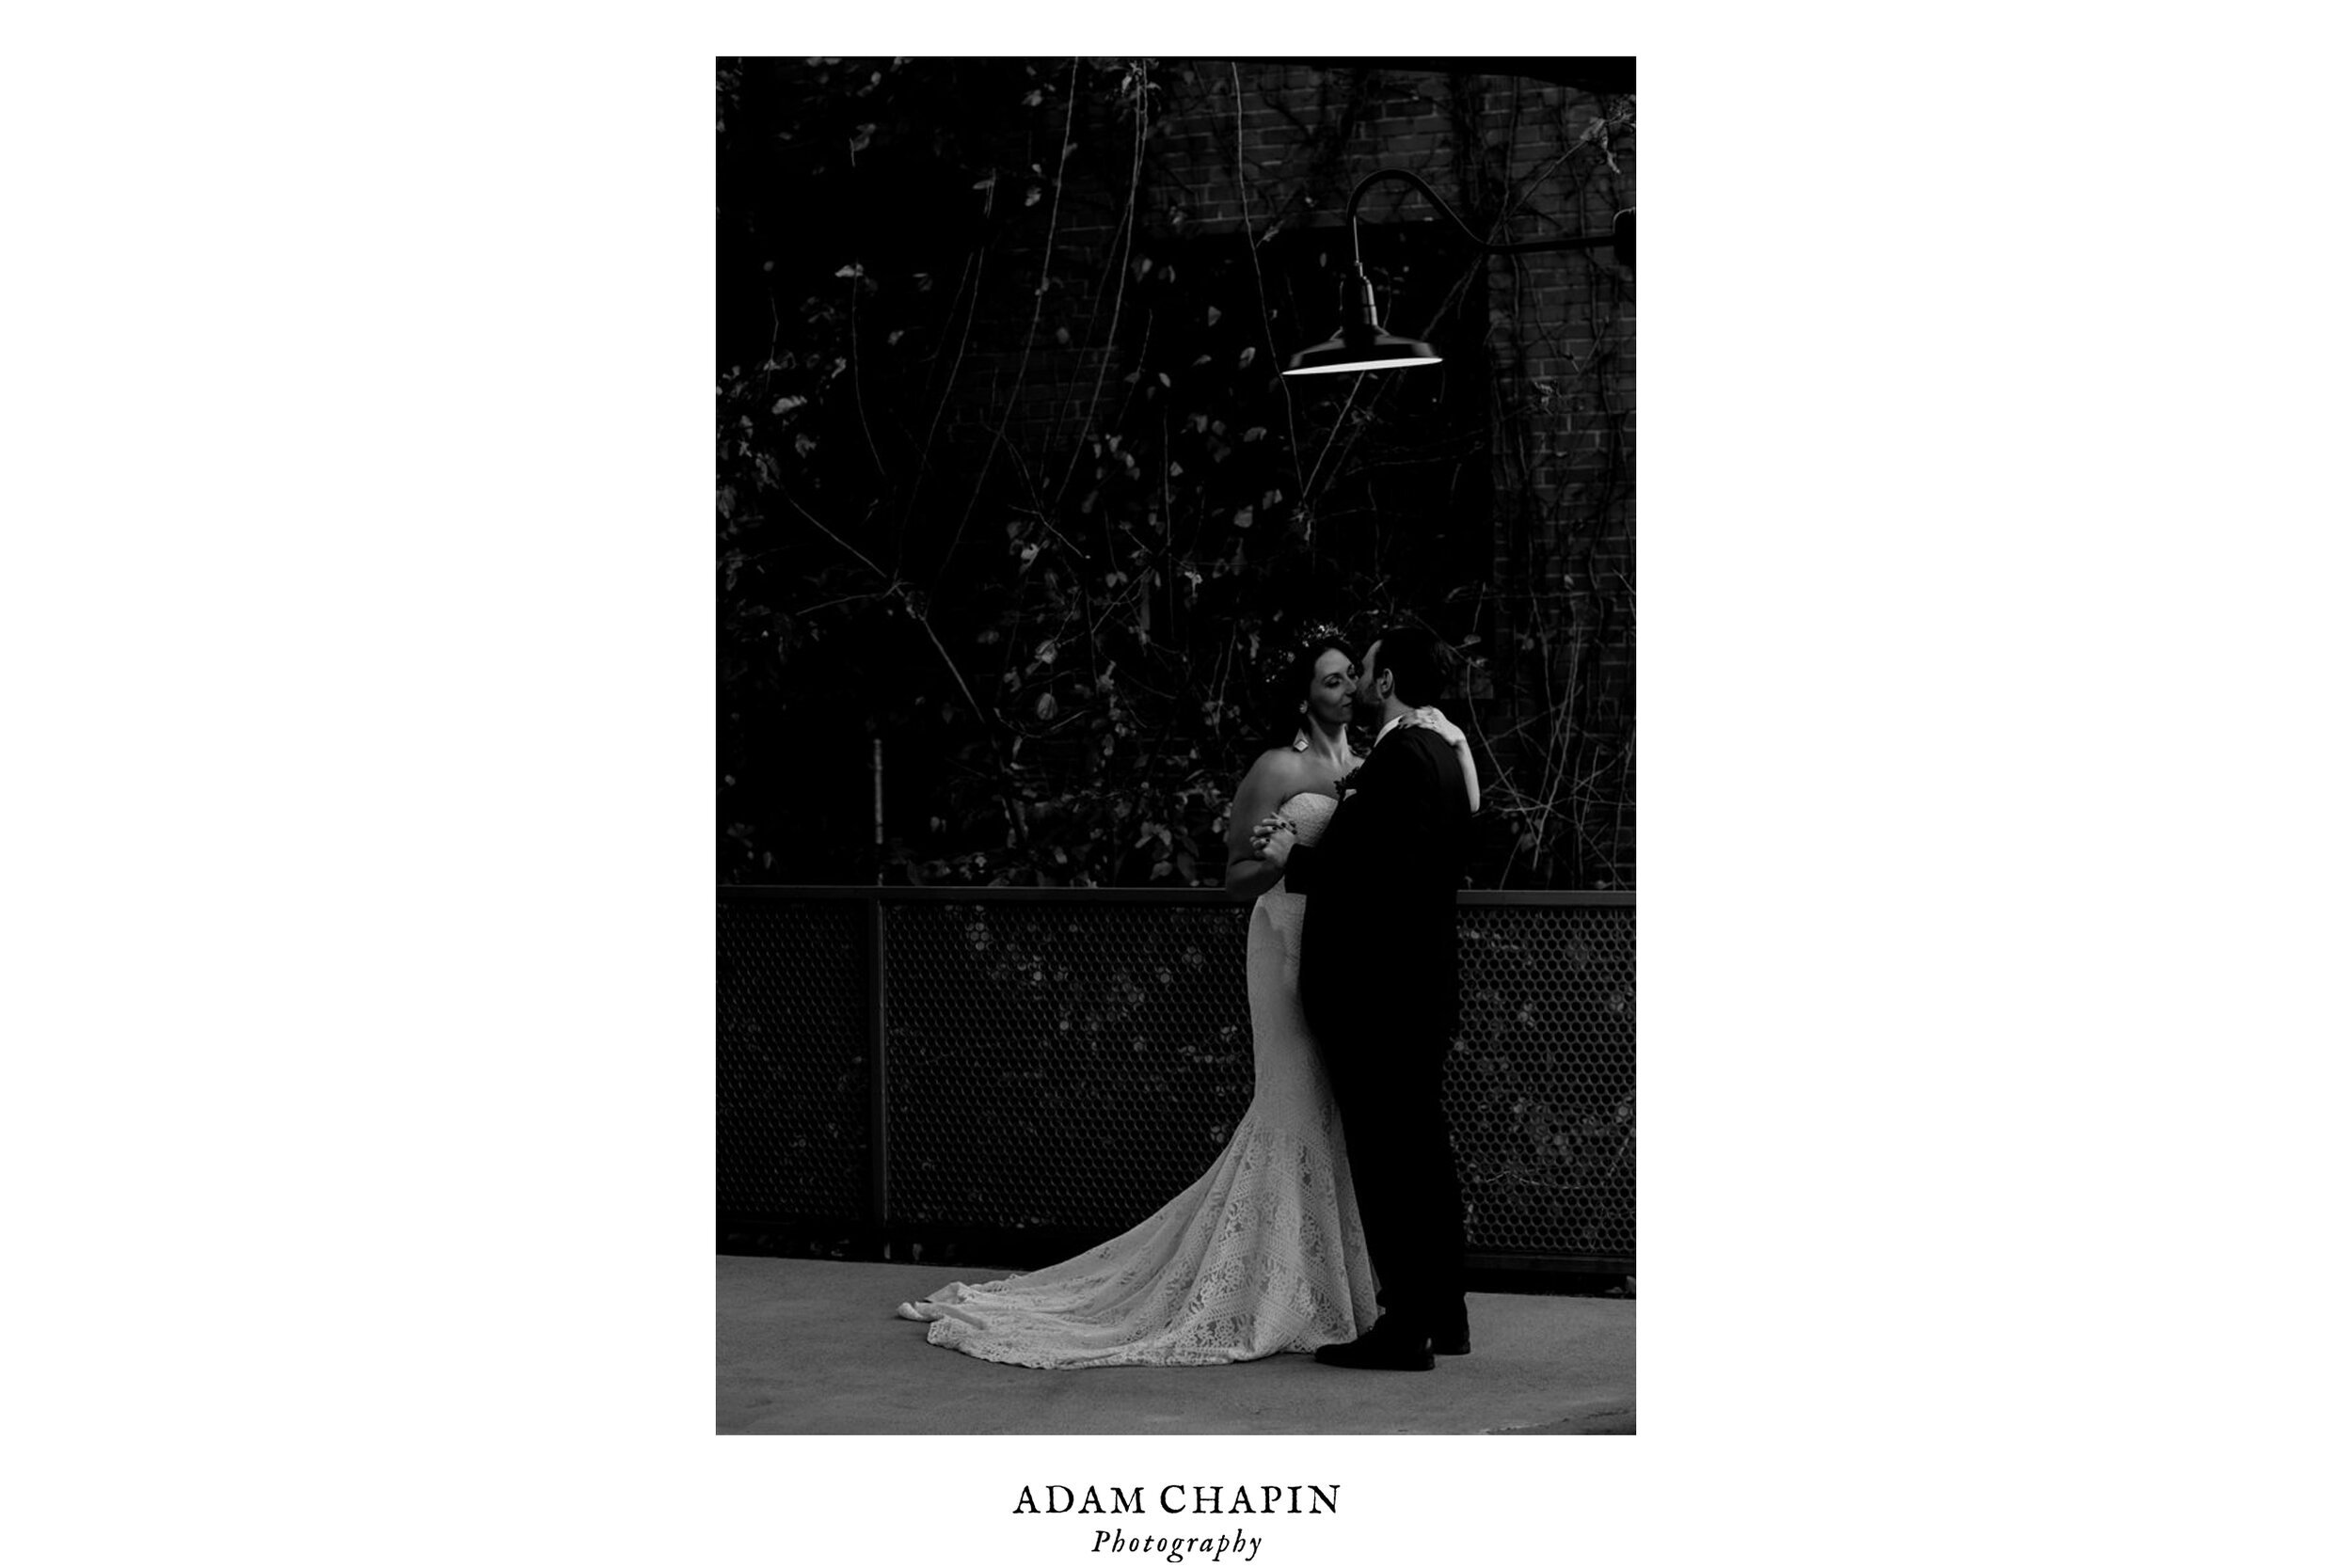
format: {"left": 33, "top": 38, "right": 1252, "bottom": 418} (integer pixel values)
{"left": 717, "top": 57, "right": 1634, "bottom": 890}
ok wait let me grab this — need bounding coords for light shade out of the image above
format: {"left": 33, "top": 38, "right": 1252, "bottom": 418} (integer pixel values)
{"left": 1281, "top": 330, "right": 1443, "bottom": 376}
{"left": 1280, "top": 261, "right": 1442, "bottom": 377}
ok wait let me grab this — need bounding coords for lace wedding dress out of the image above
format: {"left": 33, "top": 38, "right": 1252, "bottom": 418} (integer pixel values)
{"left": 895, "top": 792, "right": 1377, "bottom": 1367}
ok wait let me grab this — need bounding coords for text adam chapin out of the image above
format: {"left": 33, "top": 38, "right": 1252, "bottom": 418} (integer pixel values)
{"left": 1012, "top": 1484, "right": 1340, "bottom": 1563}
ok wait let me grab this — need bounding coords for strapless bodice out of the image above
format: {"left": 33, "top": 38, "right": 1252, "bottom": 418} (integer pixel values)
{"left": 1276, "top": 790, "right": 1340, "bottom": 847}
{"left": 1259, "top": 792, "right": 1338, "bottom": 904}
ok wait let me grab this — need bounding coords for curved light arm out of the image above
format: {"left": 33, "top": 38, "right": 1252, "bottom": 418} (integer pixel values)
{"left": 1343, "top": 166, "right": 1630, "bottom": 266}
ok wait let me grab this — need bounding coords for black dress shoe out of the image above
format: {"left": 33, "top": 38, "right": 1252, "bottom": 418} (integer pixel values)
{"left": 1431, "top": 1328, "right": 1471, "bottom": 1356}
{"left": 1314, "top": 1326, "right": 1435, "bottom": 1371}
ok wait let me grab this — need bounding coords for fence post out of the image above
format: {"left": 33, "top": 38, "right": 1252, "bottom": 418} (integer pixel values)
{"left": 866, "top": 895, "right": 889, "bottom": 1227}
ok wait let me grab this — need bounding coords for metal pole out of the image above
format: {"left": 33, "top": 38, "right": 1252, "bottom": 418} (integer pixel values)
{"left": 871, "top": 736, "right": 885, "bottom": 885}
{"left": 867, "top": 894, "right": 889, "bottom": 1227}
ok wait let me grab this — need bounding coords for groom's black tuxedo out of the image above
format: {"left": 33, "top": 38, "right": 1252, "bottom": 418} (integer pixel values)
{"left": 1283, "top": 721, "right": 1470, "bottom": 1341}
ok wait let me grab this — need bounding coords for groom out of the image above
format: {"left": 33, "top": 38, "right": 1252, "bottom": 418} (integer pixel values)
{"left": 1253, "top": 626, "right": 1472, "bottom": 1370}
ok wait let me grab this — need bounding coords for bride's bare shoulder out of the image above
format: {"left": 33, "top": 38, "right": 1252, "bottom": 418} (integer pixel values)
{"left": 1236, "top": 745, "right": 1312, "bottom": 798}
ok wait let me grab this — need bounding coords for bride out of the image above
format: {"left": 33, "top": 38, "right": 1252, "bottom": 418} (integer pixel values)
{"left": 895, "top": 626, "right": 1480, "bottom": 1368}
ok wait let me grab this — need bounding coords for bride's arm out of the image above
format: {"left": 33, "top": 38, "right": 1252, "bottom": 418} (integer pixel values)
{"left": 1399, "top": 705, "right": 1482, "bottom": 815}
{"left": 1223, "top": 752, "right": 1296, "bottom": 899}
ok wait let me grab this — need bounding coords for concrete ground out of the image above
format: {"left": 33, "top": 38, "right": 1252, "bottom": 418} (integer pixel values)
{"left": 717, "top": 1256, "right": 1633, "bottom": 1434}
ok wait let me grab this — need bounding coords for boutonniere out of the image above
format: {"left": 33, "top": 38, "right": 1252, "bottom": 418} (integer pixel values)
{"left": 1334, "top": 767, "right": 1363, "bottom": 802}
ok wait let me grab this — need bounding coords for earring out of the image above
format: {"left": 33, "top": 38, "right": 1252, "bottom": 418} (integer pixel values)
{"left": 1291, "top": 730, "right": 1310, "bottom": 752}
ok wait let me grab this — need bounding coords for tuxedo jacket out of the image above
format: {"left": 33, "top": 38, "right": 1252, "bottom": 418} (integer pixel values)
{"left": 1286, "top": 722, "right": 1471, "bottom": 1057}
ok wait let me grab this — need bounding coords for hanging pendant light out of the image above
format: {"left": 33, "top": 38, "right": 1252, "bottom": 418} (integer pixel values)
{"left": 1282, "top": 168, "right": 1630, "bottom": 377}
{"left": 1281, "top": 261, "right": 1443, "bottom": 376}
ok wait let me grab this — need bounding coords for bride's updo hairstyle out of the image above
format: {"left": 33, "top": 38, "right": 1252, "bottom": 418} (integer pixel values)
{"left": 1251, "top": 623, "right": 1358, "bottom": 751}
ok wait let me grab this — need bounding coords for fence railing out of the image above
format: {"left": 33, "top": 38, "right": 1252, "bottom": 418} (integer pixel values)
{"left": 718, "top": 885, "right": 1634, "bottom": 1273}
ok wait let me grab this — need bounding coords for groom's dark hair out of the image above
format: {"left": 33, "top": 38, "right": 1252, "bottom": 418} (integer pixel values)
{"left": 1372, "top": 626, "right": 1447, "bottom": 707}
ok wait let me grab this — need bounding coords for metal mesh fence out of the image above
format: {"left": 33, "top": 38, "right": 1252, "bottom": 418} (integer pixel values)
{"left": 1452, "top": 903, "right": 1636, "bottom": 1260}
{"left": 717, "top": 889, "right": 1633, "bottom": 1267}
{"left": 716, "top": 897, "right": 868, "bottom": 1222}
{"left": 883, "top": 898, "right": 1257, "bottom": 1236}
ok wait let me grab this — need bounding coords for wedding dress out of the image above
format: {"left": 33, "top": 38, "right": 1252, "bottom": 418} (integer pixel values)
{"left": 896, "top": 791, "right": 1378, "bottom": 1367}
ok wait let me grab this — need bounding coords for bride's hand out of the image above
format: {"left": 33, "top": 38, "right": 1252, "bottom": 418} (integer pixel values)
{"left": 1398, "top": 705, "right": 1466, "bottom": 746}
